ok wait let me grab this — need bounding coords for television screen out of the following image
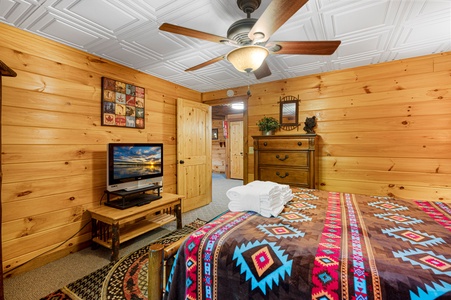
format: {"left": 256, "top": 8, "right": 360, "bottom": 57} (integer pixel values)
{"left": 107, "top": 143, "right": 163, "bottom": 192}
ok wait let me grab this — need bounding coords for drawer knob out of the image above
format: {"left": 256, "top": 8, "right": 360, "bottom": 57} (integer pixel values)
{"left": 275, "top": 154, "right": 289, "bottom": 161}
{"left": 297, "top": 142, "right": 302, "bottom": 146}
{"left": 263, "top": 142, "right": 268, "bottom": 146}
{"left": 276, "top": 171, "right": 289, "bottom": 178}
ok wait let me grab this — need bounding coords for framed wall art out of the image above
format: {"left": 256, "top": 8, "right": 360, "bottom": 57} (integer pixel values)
{"left": 101, "top": 77, "right": 145, "bottom": 128}
{"left": 212, "top": 128, "right": 219, "bottom": 140}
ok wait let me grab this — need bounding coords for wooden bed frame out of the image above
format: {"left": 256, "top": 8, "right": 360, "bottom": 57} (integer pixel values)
{"left": 148, "top": 235, "right": 189, "bottom": 300}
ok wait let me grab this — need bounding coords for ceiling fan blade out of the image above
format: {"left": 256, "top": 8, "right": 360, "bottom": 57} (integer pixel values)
{"left": 159, "top": 23, "right": 233, "bottom": 44}
{"left": 248, "top": 0, "right": 308, "bottom": 43}
{"left": 270, "top": 41, "right": 341, "bottom": 55}
{"left": 254, "top": 60, "right": 271, "bottom": 79}
{"left": 185, "top": 55, "right": 225, "bottom": 72}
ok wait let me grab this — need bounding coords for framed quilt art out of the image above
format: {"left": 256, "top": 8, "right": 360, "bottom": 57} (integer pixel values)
{"left": 101, "top": 77, "right": 145, "bottom": 128}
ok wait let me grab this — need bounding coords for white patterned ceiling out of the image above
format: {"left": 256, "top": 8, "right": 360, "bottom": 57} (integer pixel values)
{"left": 1, "top": 0, "right": 450, "bottom": 92}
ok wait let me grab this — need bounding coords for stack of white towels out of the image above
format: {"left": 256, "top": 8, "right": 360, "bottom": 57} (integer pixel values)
{"left": 226, "top": 180, "right": 293, "bottom": 217}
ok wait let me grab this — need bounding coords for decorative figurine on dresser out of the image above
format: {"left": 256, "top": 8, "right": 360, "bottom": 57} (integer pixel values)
{"left": 253, "top": 134, "right": 317, "bottom": 188}
{"left": 303, "top": 116, "right": 317, "bottom": 133}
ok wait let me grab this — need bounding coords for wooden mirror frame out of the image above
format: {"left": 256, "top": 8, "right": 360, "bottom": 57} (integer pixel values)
{"left": 279, "top": 95, "right": 300, "bottom": 130}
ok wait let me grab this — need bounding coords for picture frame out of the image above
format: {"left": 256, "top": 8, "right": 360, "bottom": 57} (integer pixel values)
{"left": 212, "top": 128, "right": 219, "bottom": 140}
{"left": 101, "top": 77, "right": 145, "bottom": 128}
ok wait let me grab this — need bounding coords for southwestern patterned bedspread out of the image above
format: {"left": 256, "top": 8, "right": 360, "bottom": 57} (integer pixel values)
{"left": 165, "top": 188, "right": 451, "bottom": 299}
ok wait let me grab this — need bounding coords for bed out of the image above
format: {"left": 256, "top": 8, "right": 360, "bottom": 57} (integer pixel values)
{"left": 162, "top": 187, "right": 451, "bottom": 299}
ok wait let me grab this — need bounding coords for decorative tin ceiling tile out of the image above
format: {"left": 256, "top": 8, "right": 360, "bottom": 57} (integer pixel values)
{"left": 1, "top": 0, "right": 449, "bottom": 92}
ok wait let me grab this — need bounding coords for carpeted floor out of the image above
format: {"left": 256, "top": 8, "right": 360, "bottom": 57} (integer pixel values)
{"left": 41, "top": 219, "right": 207, "bottom": 300}
{"left": 3, "top": 174, "right": 242, "bottom": 300}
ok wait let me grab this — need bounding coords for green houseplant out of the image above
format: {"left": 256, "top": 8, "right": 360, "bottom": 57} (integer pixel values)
{"left": 256, "top": 116, "right": 279, "bottom": 135}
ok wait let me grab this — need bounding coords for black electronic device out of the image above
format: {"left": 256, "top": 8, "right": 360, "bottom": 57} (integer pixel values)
{"left": 106, "top": 143, "right": 163, "bottom": 208}
{"left": 104, "top": 185, "right": 162, "bottom": 210}
{"left": 107, "top": 143, "right": 163, "bottom": 192}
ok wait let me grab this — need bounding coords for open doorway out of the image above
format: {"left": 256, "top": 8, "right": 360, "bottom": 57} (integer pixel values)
{"left": 210, "top": 98, "right": 247, "bottom": 182}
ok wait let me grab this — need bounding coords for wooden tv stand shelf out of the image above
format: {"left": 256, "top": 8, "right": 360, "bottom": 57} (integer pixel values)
{"left": 88, "top": 192, "right": 183, "bottom": 261}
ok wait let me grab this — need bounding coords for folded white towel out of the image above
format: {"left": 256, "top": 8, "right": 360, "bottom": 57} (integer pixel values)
{"left": 281, "top": 194, "right": 293, "bottom": 204}
{"left": 226, "top": 180, "right": 292, "bottom": 217}
{"left": 281, "top": 190, "right": 293, "bottom": 204}
{"left": 261, "top": 205, "right": 284, "bottom": 218}
{"left": 226, "top": 185, "right": 247, "bottom": 202}
{"left": 261, "top": 197, "right": 283, "bottom": 207}
{"left": 247, "top": 180, "right": 279, "bottom": 192}
{"left": 226, "top": 185, "right": 262, "bottom": 213}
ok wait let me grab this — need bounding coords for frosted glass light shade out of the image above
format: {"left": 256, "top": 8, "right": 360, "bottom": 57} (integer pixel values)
{"left": 226, "top": 45, "right": 269, "bottom": 73}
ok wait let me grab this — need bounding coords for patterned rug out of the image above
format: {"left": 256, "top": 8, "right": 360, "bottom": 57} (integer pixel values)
{"left": 41, "top": 219, "right": 206, "bottom": 300}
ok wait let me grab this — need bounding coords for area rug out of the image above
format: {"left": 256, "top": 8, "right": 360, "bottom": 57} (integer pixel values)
{"left": 41, "top": 219, "right": 206, "bottom": 300}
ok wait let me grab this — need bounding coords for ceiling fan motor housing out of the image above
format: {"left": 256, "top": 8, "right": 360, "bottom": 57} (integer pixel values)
{"left": 227, "top": 18, "right": 257, "bottom": 45}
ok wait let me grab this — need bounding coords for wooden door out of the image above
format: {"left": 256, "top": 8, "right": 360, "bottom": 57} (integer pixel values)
{"left": 177, "top": 98, "right": 212, "bottom": 212}
{"left": 230, "top": 120, "right": 244, "bottom": 179}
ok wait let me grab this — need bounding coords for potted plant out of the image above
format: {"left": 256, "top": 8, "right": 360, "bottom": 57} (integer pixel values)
{"left": 256, "top": 116, "right": 279, "bottom": 135}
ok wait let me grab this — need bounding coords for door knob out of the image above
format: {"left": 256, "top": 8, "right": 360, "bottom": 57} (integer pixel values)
{"left": 179, "top": 160, "right": 185, "bottom": 164}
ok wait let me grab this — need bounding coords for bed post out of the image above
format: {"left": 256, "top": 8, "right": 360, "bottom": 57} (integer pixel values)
{"left": 148, "top": 235, "right": 189, "bottom": 300}
{"left": 148, "top": 244, "right": 164, "bottom": 300}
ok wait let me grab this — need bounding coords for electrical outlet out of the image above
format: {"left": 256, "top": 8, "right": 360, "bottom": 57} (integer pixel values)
{"left": 249, "top": 146, "right": 254, "bottom": 154}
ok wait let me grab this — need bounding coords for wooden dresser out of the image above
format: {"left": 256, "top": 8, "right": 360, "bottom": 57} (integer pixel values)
{"left": 253, "top": 134, "right": 317, "bottom": 188}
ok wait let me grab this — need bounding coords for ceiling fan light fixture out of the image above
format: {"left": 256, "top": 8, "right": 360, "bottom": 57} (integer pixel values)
{"left": 231, "top": 102, "right": 244, "bottom": 110}
{"left": 226, "top": 45, "right": 269, "bottom": 73}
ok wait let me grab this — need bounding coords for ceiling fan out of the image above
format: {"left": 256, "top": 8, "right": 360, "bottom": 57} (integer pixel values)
{"left": 159, "top": 0, "right": 341, "bottom": 80}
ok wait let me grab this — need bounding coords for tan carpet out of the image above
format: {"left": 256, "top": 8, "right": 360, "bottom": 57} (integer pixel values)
{"left": 40, "top": 219, "right": 207, "bottom": 300}
{"left": 4, "top": 175, "right": 242, "bottom": 300}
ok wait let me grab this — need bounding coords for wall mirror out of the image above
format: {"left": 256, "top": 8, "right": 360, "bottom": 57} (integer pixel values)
{"left": 279, "top": 95, "right": 300, "bottom": 130}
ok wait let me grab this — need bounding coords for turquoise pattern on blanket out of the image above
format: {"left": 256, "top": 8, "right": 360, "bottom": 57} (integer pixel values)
{"left": 382, "top": 227, "right": 445, "bottom": 247}
{"left": 257, "top": 223, "right": 305, "bottom": 239}
{"left": 410, "top": 280, "right": 451, "bottom": 300}
{"left": 393, "top": 248, "right": 451, "bottom": 276}
{"left": 374, "top": 213, "right": 423, "bottom": 225}
{"left": 368, "top": 200, "right": 408, "bottom": 211}
{"left": 233, "top": 239, "right": 292, "bottom": 295}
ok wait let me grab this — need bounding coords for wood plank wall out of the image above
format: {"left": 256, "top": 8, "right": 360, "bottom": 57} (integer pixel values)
{"left": 1, "top": 21, "right": 450, "bottom": 277}
{"left": 204, "top": 52, "right": 451, "bottom": 203}
{"left": 212, "top": 119, "right": 226, "bottom": 173}
{"left": 0, "top": 23, "right": 201, "bottom": 276}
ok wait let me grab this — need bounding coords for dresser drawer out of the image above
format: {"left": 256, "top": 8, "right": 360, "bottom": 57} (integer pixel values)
{"left": 256, "top": 138, "right": 310, "bottom": 150}
{"left": 258, "top": 167, "right": 309, "bottom": 186}
{"left": 253, "top": 134, "right": 317, "bottom": 189}
{"left": 258, "top": 151, "right": 309, "bottom": 167}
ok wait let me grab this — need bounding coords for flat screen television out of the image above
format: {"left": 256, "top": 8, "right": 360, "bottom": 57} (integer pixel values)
{"left": 106, "top": 143, "right": 163, "bottom": 192}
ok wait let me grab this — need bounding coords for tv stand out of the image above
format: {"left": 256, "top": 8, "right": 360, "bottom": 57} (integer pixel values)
{"left": 88, "top": 193, "right": 183, "bottom": 261}
{"left": 105, "top": 185, "right": 162, "bottom": 210}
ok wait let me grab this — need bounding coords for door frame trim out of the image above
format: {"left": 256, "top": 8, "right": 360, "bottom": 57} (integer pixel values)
{"left": 203, "top": 96, "right": 248, "bottom": 184}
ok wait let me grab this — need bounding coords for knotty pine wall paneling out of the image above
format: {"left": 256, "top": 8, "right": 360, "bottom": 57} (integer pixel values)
{"left": 0, "top": 23, "right": 201, "bottom": 276}
{"left": 203, "top": 52, "right": 451, "bottom": 203}
{"left": 212, "top": 119, "right": 226, "bottom": 173}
